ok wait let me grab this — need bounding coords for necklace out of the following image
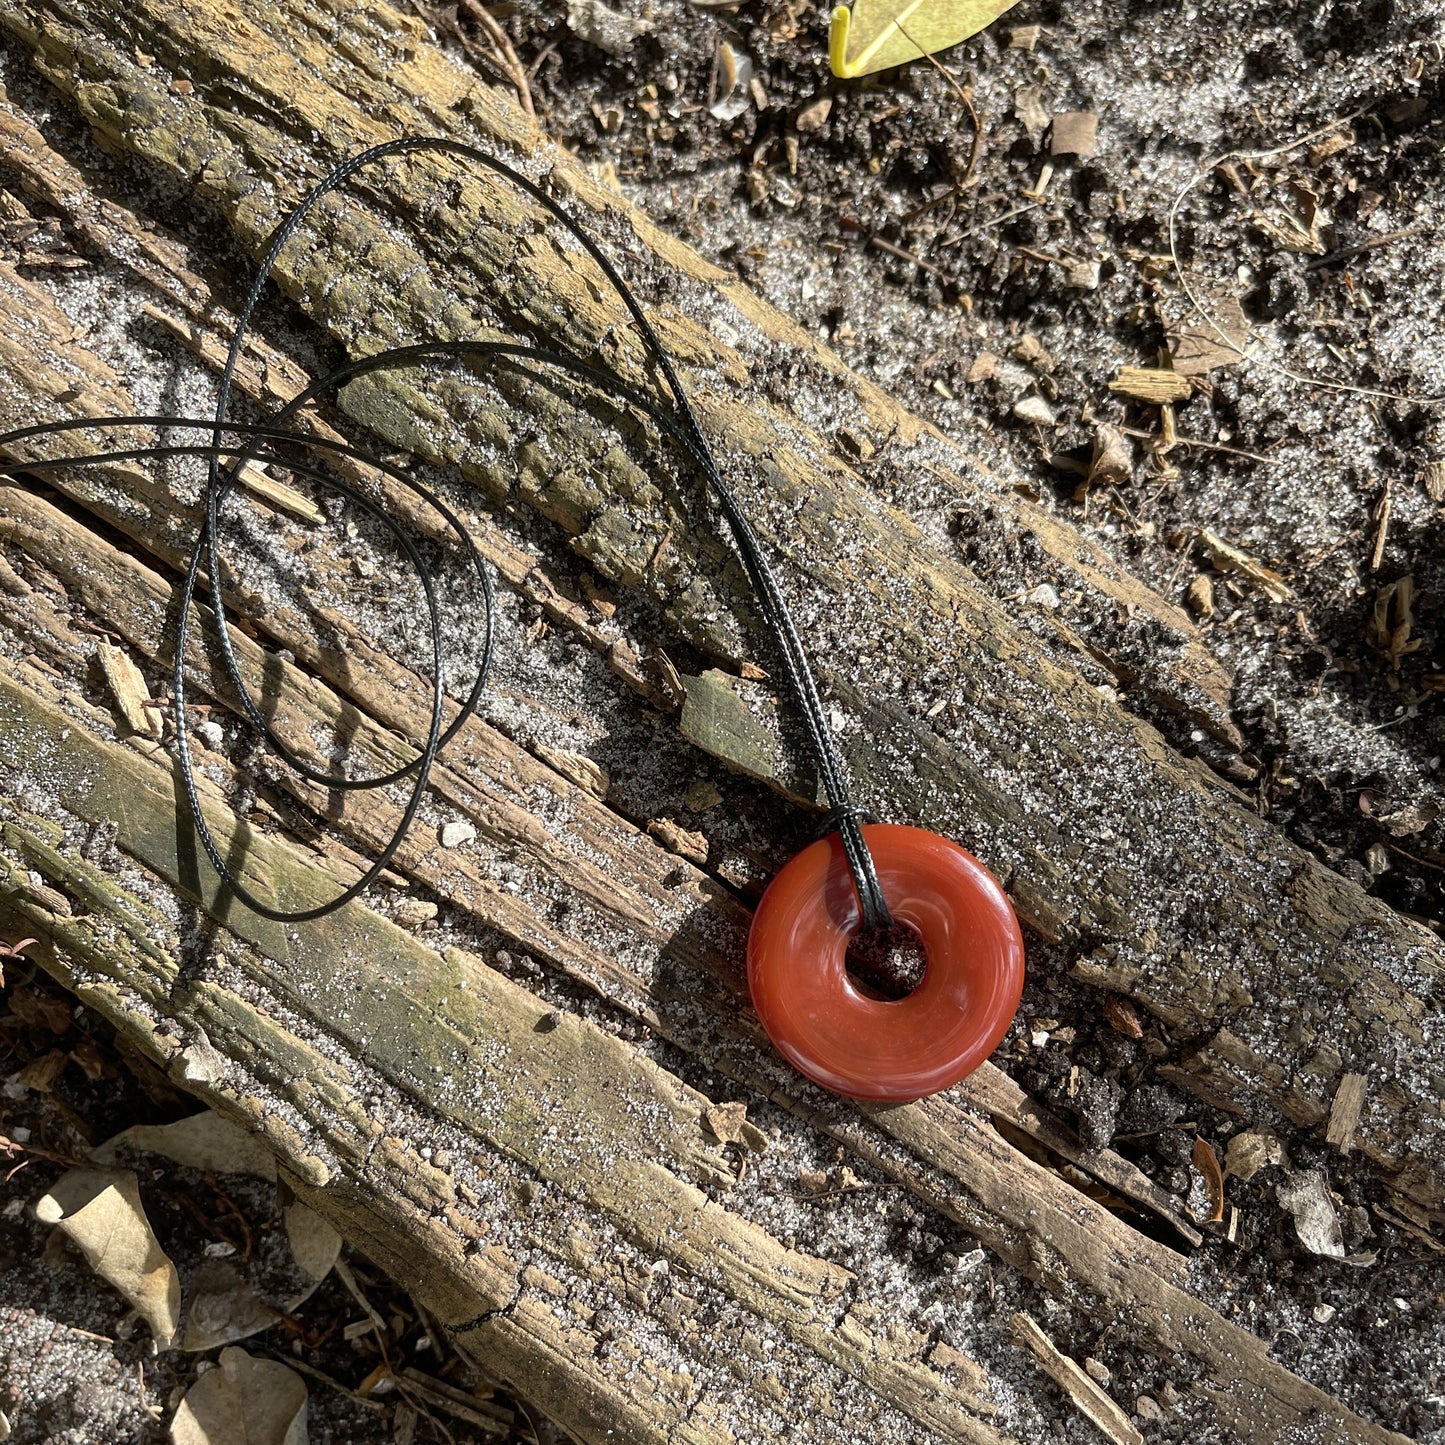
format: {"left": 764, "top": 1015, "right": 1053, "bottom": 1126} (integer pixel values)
{"left": 0, "top": 138, "right": 1025, "bottom": 1102}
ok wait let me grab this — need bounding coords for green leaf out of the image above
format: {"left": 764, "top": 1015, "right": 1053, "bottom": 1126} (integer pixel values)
{"left": 829, "top": 0, "right": 1021, "bottom": 77}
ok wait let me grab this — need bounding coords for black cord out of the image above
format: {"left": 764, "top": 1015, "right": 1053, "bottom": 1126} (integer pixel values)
{"left": 0, "top": 137, "right": 894, "bottom": 931}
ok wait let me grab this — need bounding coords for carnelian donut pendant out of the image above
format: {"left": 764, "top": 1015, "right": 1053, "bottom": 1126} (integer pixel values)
{"left": 747, "top": 824, "right": 1024, "bottom": 1102}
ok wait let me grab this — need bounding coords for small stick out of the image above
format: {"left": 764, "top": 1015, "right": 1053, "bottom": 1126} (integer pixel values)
{"left": 1370, "top": 479, "right": 1391, "bottom": 573}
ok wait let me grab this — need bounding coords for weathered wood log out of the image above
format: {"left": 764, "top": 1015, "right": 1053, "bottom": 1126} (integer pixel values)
{"left": 0, "top": 2, "right": 1435, "bottom": 1442}
{"left": 0, "top": 0, "right": 1439, "bottom": 1214}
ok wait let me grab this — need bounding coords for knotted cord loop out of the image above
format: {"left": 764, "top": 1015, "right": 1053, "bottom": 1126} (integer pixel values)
{"left": 0, "top": 137, "right": 893, "bottom": 929}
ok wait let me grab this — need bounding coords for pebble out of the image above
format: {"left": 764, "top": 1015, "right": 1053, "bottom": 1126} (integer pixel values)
{"left": 1013, "top": 395, "right": 1056, "bottom": 426}
{"left": 439, "top": 820, "right": 477, "bottom": 849}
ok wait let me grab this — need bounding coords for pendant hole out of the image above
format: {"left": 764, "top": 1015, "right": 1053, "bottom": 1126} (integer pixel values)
{"left": 845, "top": 922, "right": 927, "bottom": 1001}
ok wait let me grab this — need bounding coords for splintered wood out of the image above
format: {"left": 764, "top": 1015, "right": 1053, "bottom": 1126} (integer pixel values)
{"left": 1011, "top": 1313, "right": 1142, "bottom": 1445}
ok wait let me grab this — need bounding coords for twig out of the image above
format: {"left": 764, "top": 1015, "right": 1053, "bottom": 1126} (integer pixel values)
{"left": 268, "top": 1353, "right": 391, "bottom": 1412}
{"left": 867, "top": 235, "right": 956, "bottom": 283}
{"left": 408, "top": 0, "right": 534, "bottom": 120}
{"left": 1305, "top": 226, "right": 1424, "bottom": 271}
{"left": 1370, "top": 478, "right": 1391, "bottom": 572}
{"left": 457, "top": 0, "right": 535, "bottom": 119}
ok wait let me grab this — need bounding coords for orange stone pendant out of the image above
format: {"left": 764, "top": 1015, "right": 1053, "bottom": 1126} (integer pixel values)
{"left": 747, "top": 824, "right": 1024, "bottom": 1102}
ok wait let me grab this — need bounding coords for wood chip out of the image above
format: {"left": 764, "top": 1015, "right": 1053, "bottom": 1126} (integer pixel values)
{"left": 795, "top": 97, "right": 832, "bottom": 133}
{"left": 1012, "top": 1313, "right": 1143, "bottom": 1445}
{"left": 1198, "top": 530, "right": 1293, "bottom": 602}
{"left": 1050, "top": 112, "right": 1098, "bottom": 158}
{"left": 1062, "top": 258, "right": 1101, "bottom": 289}
{"left": 647, "top": 817, "right": 709, "bottom": 867}
{"left": 1109, "top": 366, "right": 1192, "bottom": 404}
{"left": 1008, "top": 23, "right": 1041, "bottom": 49}
{"left": 1185, "top": 574, "right": 1215, "bottom": 618}
{"left": 1369, "top": 480, "right": 1391, "bottom": 573}
{"left": 534, "top": 744, "right": 610, "bottom": 798}
{"left": 1224, "top": 1129, "right": 1285, "bottom": 1182}
{"left": 703, "top": 1102, "right": 749, "bottom": 1144}
{"left": 966, "top": 351, "right": 999, "bottom": 383}
{"left": 1014, "top": 85, "right": 1050, "bottom": 146}
{"left": 579, "top": 573, "right": 617, "bottom": 617}
{"left": 1324, "top": 1073, "right": 1368, "bottom": 1154}
{"left": 1307, "top": 128, "right": 1354, "bottom": 167}
{"left": 235, "top": 462, "right": 323, "bottom": 525}
{"left": 96, "top": 642, "right": 161, "bottom": 739}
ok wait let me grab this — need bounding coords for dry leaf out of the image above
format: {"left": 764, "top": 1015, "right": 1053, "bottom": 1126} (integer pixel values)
{"left": 1050, "top": 111, "right": 1098, "bottom": 158}
{"left": 703, "top": 1102, "right": 749, "bottom": 1144}
{"left": 1101, "top": 995, "right": 1143, "bottom": 1039}
{"left": 830, "top": 0, "right": 1021, "bottom": 77}
{"left": 1166, "top": 294, "right": 1251, "bottom": 376}
{"left": 1086, "top": 425, "right": 1132, "bottom": 487}
{"left": 182, "top": 1262, "right": 278, "bottom": 1352}
{"left": 709, "top": 42, "right": 754, "bottom": 122}
{"left": 93, "top": 1111, "right": 278, "bottom": 1182}
{"left": 170, "top": 1347, "right": 308, "bottom": 1445}
{"left": 1199, "top": 530, "right": 1293, "bottom": 602}
{"left": 1376, "top": 800, "right": 1439, "bottom": 838}
{"left": 1223, "top": 1129, "right": 1285, "bottom": 1182}
{"left": 36, "top": 1168, "right": 181, "bottom": 1344}
{"left": 1013, "top": 85, "right": 1050, "bottom": 147}
{"left": 283, "top": 1198, "right": 342, "bottom": 1283}
{"left": 1276, "top": 1169, "right": 1344, "bottom": 1258}
{"left": 1191, "top": 1136, "right": 1226, "bottom": 1223}
{"left": 1369, "top": 576, "right": 1421, "bottom": 668}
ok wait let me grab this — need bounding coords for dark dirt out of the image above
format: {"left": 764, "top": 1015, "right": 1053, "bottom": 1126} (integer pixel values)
{"left": 2, "top": 0, "right": 1444, "bottom": 1441}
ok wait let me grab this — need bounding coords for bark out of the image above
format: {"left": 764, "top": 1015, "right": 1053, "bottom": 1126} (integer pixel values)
{"left": 0, "top": 2, "right": 1436, "bottom": 1441}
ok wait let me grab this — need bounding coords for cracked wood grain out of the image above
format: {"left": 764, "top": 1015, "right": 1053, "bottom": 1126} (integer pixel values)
{"left": 0, "top": 0, "right": 1438, "bottom": 1215}
{"left": 0, "top": 347, "right": 1415, "bottom": 1444}
{"left": 0, "top": 664, "right": 1006, "bottom": 1445}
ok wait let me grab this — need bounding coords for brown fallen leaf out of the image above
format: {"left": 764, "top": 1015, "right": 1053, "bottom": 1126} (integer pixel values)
{"left": 36, "top": 1168, "right": 181, "bottom": 1344}
{"left": 1276, "top": 1169, "right": 1345, "bottom": 1258}
{"left": 1050, "top": 111, "right": 1098, "bottom": 158}
{"left": 1223, "top": 1129, "right": 1285, "bottom": 1183}
{"left": 1101, "top": 995, "right": 1143, "bottom": 1039}
{"left": 1086, "top": 424, "right": 1133, "bottom": 488}
{"left": 1368, "top": 576, "right": 1421, "bottom": 668}
{"left": 1191, "top": 1136, "right": 1226, "bottom": 1222}
{"left": 283, "top": 1197, "right": 342, "bottom": 1283}
{"left": 1165, "top": 293, "right": 1251, "bottom": 377}
{"left": 704, "top": 1102, "right": 750, "bottom": 1144}
{"left": 170, "top": 1346, "right": 308, "bottom": 1445}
